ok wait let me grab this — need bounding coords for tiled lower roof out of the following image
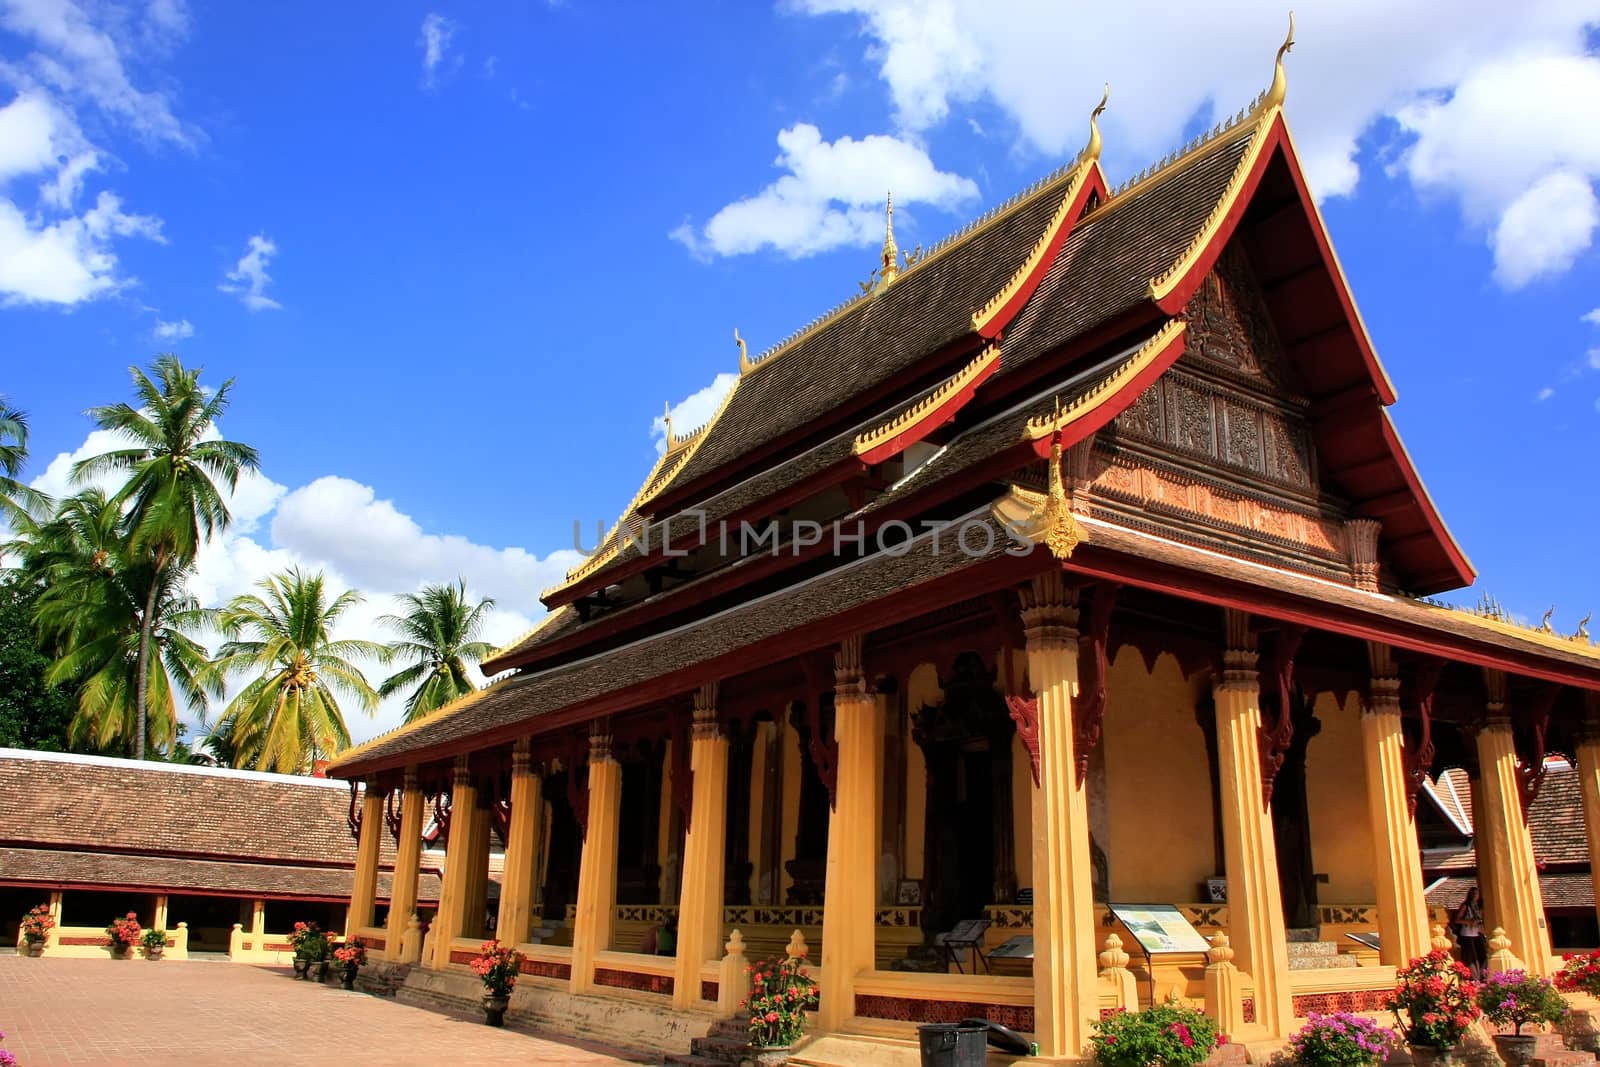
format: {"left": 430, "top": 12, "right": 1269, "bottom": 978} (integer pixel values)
{"left": 0, "top": 846, "right": 442, "bottom": 903}
{"left": 1426, "top": 872, "right": 1593, "bottom": 912}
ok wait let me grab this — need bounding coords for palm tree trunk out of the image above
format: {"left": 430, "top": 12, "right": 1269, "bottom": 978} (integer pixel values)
{"left": 133, "top": 554, "right": 165, "bottom": 760}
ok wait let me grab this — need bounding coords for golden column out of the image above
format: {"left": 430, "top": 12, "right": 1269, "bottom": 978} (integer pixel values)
{"left": 570, "top": 727, "right": 622, "bottom": 995}
{"left": 1361, "top": 645, "right": 1432, "bottom": 967}
{"left": 497, "top": 741, "right": 544, "bottom": 947}
{"left": 674, "top": 683, "right": 730, "bottom": 1009}
{"left": 386, "top": 769, "right": 425, "bottom": 961}
{"left": 1017, "top": 572, "right": 1098, "bottom": 1058}
{"left": 819, "top": 635, "right": 883, "bottom": 1033}
{"left": 1473, "top": 670, "right": 1552, "bottom": 975}
{"left": 429, "top": 756, "right": 477, "bottom": 969}
{"left": 346, "top": 785, "right": 387, "bottom": 937}
{"left": 1576, "top": 696, "right": 1600, "bottom": 935}
{"left": 1214, "top": 609, "right": 1292, "bottom": 1036}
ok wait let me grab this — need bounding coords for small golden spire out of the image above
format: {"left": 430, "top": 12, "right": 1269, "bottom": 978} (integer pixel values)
{"left": 734, "top": 328, "right": 751, "bottom": 374}
{"left": 878, "top": 191, "right": 899, "bottom": 290}
{"left": 1080, "top": 83, "right": 1109, "bottom": 164}
{"left": 662, "top": 401, "right": 676, "bottom": 450}
{"left": 1261, "top": 11, "right": 1294, "bottom": 112}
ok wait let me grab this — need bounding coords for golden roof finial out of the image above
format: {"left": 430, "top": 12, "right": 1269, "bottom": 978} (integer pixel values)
{"left": 1261, "top": 11, "right": 1295, "bottom": 112}
{"left": 1040, "top": 420, "right": 1084, "bottom": 560}
{"left": 662, "top": 400, "right": 676, "bottom": 450}
{"left": 735, "top": 328, "right": 751, "bottom": 374}
{"left": 1080, "top": 83, "right": 1109, "bottom": 164}
{"left": 878, "top": 191, "right": 899, "bottom": 290}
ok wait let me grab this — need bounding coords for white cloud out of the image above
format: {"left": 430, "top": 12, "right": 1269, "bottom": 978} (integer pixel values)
{"left": 418, "top": 12, "right": 460, "bottom": 91}
{"left": 673, "top": 122, "right": 979, "bottom": 259}
{"left": 652, "top": 372, "right": 739, "bottom": 454}
{"left": 218, "top": 233, "right": 281, "bottom": 311}
{"left": 1537, "top": 387, "right": 1555, "bottom": 401}
{"left": 1584, "top": 308, "right": 1600, "bottom": 327}
{"left": 0, "top": 190, "right": 163, "bottom": 305}
{"left": 1489, "top": 170, "right": 1599, "bottom": 289}
{"left": 152, "top": 315, "right": 192, "bottom": 340}
{"left": 787, "top": 1, "right": 1600, "bottom": 282}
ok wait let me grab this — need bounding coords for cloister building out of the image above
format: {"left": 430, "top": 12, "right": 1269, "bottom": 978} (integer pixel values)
{"left": 327, "top": 37, "right": 1600, "bottom": 1063}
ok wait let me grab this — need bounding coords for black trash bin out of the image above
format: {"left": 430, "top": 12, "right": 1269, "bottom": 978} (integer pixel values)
{"left": 917, "top": 1022, "right": 988, "bottom": 1066}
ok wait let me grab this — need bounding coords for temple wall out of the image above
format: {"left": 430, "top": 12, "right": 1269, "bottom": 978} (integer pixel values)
{"left": 1305, "top": 691, "right": 1376, "bottom": 905}
{"left": 1103, "top": 649, "right": 1216, "bottom": 902}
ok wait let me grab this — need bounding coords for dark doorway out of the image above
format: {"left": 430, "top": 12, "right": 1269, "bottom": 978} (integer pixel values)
{"left": 616, "top": 743, "right": 664, "bottom": 905}
{"left": 1266, "top": 686, "right": 1320, "bottom": 930}
{"left": 785, "top": 698, "right": 833, "bottom": 905}
{"left": 541, "top": 769, "right": 583, "bottom": 921}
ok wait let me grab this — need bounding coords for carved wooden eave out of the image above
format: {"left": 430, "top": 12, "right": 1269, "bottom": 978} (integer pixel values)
{"left": 853, "top": 343, "right": 1001, "bottom": 464}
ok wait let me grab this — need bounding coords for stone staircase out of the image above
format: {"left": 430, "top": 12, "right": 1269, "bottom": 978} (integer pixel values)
{"left": 663, "top": 1019, "right": 790, "bottom": 1066}
{"left": 354, "top": 960, "right": 411, "bottom": 997}
{"left": 1285, "top": 940, "right": 1359, "bottom": 971}
{"left": 1516, "top": 1032, "right": 1597, "bottom": 1065}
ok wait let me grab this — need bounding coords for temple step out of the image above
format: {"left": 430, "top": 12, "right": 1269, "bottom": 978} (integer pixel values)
{"left": 1284, "top": 927, "right": 1322, "bottom": 942}
{"left": 1284, "top": 941, "right": 1338, "bottom": 958}
{"left": 1285, "top": 942, "right": 1359, "bottom": 970}
{"left": 663, "top": 1021, "right": 758, "bottom": 1066}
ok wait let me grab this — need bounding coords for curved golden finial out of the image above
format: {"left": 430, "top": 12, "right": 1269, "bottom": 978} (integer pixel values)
{"left": 662, "top": 400, "right": 676, "bottom": 450}
{"left": 735, "top": 328, "right": 751, "bottom": 374}
{"left": 1080, "top": 83, "right": 1109, "bottom": 164}
{"left": 879, "top": 191, "right": 899, "bottom": 290}
{"left": 1261, "top": 11, "right": 1294, "bottom": 112}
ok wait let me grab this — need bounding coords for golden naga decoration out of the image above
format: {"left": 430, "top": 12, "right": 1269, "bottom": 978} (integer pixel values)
{"left": 1038, "top": 426, "right": 1085, "bottom": 560}
{"left": 661, "top": 401, "right": 677, "bottom": 451}
{"left": 1080, "top": 82, "right": 1109, "bottom": 165}
{"left": 735, "top": 327, "right": 751, "bottom": 374}
{"left": 1576, "top": 612, "right": 1593, "bottom": 643}
{"left": 1261, "top": 11, "right": 1294, "bottom": 112}
{"left": 878, "top": 191, "right": 899, "bottom": 291}
{"left": 1539, "top": 606, "right": 1556, "bottom": 633}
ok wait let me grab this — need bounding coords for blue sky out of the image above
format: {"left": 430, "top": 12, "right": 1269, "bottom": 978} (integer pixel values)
{"left": 2, "top": 1, "right": 1598, "bottom": 742}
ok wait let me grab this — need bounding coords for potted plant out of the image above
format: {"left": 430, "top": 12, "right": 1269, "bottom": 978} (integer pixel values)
{"left": 20, "top": 903, "right": 55, "bottom": 957}
{"left": 105, "top": 912, "right": 142, "bottom": 958}
{"left": 1557, "top": 949, "right": 1600, "bottom": 997}
{"left": 141, "top": 927, "right": 168, "bottom": 961}
{"left": 1286, "top": 1012, "right": 1402, "bottom": 1066}
{"left": 288, "top": 921, "right": 328, "bottom": 980}
{"left": 1386, "top": 949, "right": 1481, "bottom": 1065}
{"left": 333, "top": 939, "right": 367, "bottom": 990}
{"left": 468, "top": 940, "right": 524, "bottom": 1026}
{"left": 1478, "top": 969, "right": 1568, "bottom": 1065}
{"left": 743, "top": 955, "right": 819, "bottom": 1052}
{"left": 1089, "top": 999, "right": 1219, "bottom": 1067}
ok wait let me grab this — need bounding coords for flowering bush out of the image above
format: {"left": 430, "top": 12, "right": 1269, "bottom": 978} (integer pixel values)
{"left": 1478, "top": 969, "right": 1567, "bottom": 1036}
{"left": 141, "top": 928, "right": 167, "bottom": 951}
{"left": 20, "top": 904, "right": 54, "bottom": 944}
{"left": 1557, "top": 950, "right": 1600, "bottom": 997}
{"left": 1387, "top": 949, "right": 1481, "bottom": 1049}
{"left": 744, "top": 955, "right": 818, "bottom": 1048}
{"left": 0, "top": 1026, "right": 15, "bottom": 1067}
{"left": 334, "top": 940, "right": 368, "bottom": 968}
{"left": 1089, "top": 1000, "right": 1219, "bottom": 1067}
{"left": 104, "top": 912, "right": 142, "bottom": 949}
{"left": 1287, "top": 1012, "right": 1402, "bottom": 1066}
{"left": 289, "top": 921, "right": 329, "bottom": 961}
{"left": 469, "top": 940, "right": 524, "bottom": 998}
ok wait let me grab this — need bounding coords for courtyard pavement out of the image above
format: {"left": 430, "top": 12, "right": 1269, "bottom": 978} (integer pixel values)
{"left": 0, "top": 956, "right": 651, "bottom": 1065}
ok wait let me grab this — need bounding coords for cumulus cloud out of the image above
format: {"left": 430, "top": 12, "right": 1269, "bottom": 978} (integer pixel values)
{"left": 651, "top": 372, "right": 739, "bottom": 453}
{"left": 1583, "top": 308, "right": 1600, "bottom": 327}
{"left": 218, "top": 233, "right": 281, "bottom": 311}
{"left": 785, "top": 0, "right": 1600, "bottom": 283}
{"left": 418, "top": 12, "right": 460, "bottom": 91}
{"left": 152, "top": 316, "right": 192, "bottom": 340}
{"left": 0, "top": 189, "right": 163, "bottom": 305}
{"left": 27, "top": 428, "right": 578, "bottom": 743}
{"left": 672, "top": 123, "right": 979, "bottom": 259}
{"left": 1489, "top": 171, "right": 1600, "bottom": 290}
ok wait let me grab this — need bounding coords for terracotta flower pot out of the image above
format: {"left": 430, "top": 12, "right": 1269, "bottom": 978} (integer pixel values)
{"left": 293, "top": 957, "right": 311, "bottom": 979}
{"left": 23, "top": 940, "right": 43, "bottom": 958}
{"left": 1492, "top": 1034, "right": 1539, "bottom": 1066}
{"left": 1407, "top": 1046, "right": 1457, "bottom": 1067}
{"left": 483, "top": 993, "right": 510, "bottom": 1027}
{"left": 146, "top": 945, "right": 163, "bottom": 961}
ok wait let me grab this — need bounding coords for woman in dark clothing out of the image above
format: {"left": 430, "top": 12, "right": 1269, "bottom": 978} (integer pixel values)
{"left": 1453, "top": 886, "right": 1487, "bottom": 980}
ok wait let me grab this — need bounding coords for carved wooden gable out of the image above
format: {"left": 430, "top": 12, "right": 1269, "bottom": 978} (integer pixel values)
{"left": 1086, "top": 243, "right": 1369, "bottom": 586}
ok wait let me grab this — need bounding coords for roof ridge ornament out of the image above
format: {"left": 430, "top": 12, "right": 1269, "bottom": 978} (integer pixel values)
{"left": 879, "top": 191, "right": 899, "bottom": 291}
{"left": 735, "top": 328, "right": 751, "bottom": 374}
{"left": 1079, "top": 83, "right": 1109, "bottom": 165}
{"left": 662, "top": 401, "right": 676, "bottom": 451}
{"left": 1260, "top": 11, "right": 1294, "bottom": 113}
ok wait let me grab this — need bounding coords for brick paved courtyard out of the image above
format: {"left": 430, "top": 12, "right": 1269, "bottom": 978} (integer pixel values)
{"left": 0, "top": 956, "right": 650, "bottom": 1065}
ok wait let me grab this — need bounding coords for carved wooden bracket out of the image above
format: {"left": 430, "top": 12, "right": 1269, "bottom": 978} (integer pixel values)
{"left": 492, "top": 797, "right": 512, "bottom": 844}
{"left": 384, "top": 788, "right": 404, "bottom": 844}
{"left": 798, "top": 656, "right": 841, "bottom": 810}
{"left": 1005, "top": 693, "right": 1041, "bottom": 786}
{"left": 1403, "top": 658, "right": 1444, "bottom": 819}
{"left": 433, "top": 790, "right": 453, "bottom": 842}
{"left": 347, "top": 781, "right": 364, "bottom": 842}
{"left": 1518, "top": 687, "right": 1558, "bottom": 812}
{"left": 1074, "top": 583, "right": 1119, "bottom": 788}
{"left": 1259, "top": 624, "right": 1305, "bottom": 808}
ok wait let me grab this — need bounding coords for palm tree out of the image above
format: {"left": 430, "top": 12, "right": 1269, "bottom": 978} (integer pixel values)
{"left": 28, "top": 489, "right": 214, "bottom": 753}
{"left": 378, "top": 579, "right": 497, "bottom": 723}
{"left": 206, "top": 568, "right": 384, "bottom": 773}
{"left": 73, "top": 355, "right": 259, "bottom": 759}
{"left": 0, "top": 395, "right": 51, "bottom": 540}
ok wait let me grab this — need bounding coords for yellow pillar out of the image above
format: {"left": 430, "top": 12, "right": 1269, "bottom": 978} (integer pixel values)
{"left": 1362, "top": 647, "right": 1431, "bottom": 967}
{"left": 386, "top": 770, "right": 425, "bottom": 961}
{"left": 498, "top": 742, "right": 543, "bottom": 947}
{"left": 1214, "top": 609, "right": 1292, "bottom": 1037}
{"left": 675, "top": 683, "right": 730, "bottom": 1008}
{"left": 819, "top": 636, "right": 884, "bottom": 1032}
{"left": 153, "top": 894, "right": 169, "bottom": 932}
{"left": 251, "top": 899, "right": 265, "bottom": 939}
{"left": 429, "top": 757, "right": 477, "bottom": 969}
{"left": 1575, "top": 702, "right": 1600, "bottom": 935}
{"left": 1473, "top": 673, "right": 1552, "bottom": 975}
{"left": 1018, "top": 573, "right": 1098, "bottom": 1058}
{"left": 571, "top": 728, "right": 622, "bottom": 995}
{"left": 347, "top": 786, "right": 387, "bottom": 936}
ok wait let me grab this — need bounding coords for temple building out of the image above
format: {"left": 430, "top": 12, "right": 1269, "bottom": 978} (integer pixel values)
{"left": 1, "top": 749, "right": 442, "bottom": 961}
{"left": 327, "top": 28, "right": 1600, "bottom": 1063}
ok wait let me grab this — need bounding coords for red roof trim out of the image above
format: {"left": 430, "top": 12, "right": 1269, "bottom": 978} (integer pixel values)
{"left": 975, "top": 164, "right": 1109, "bottom": 340}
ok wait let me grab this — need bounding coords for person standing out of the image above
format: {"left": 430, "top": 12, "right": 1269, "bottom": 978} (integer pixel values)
{"left": 1453, "top": 886, "right": 1487, "bottom": 980}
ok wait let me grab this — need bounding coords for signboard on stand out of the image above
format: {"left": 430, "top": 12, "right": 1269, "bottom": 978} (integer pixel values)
{"left": 1109, "top": 904, "right": 1212, "bottom": 955}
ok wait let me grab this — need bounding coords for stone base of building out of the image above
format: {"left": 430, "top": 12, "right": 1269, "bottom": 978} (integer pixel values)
{"left": 394, "top": 965, "right": 719, "bottom": 1056}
